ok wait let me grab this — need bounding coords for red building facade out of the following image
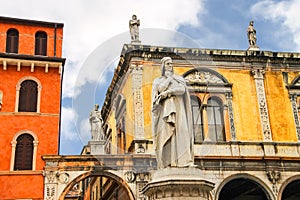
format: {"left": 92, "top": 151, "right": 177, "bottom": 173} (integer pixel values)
{"left": 0, "top": 16, "right": 65, "bottom": 199}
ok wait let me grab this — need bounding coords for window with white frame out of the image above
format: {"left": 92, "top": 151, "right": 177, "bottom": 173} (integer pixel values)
{"left": 15, "top": 77, "right": 42, "bottom": 113}
{"left": 10, "top": 131, "right": 38, "bottom": 171}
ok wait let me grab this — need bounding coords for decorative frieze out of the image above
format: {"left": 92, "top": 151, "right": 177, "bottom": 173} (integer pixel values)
{"left": 252, "top": 69, "right": 272, "bottom": 141}
{"left": 131, "top": 64, "right": 145, "bottom": 140}
{"left": 185, "top": 71, "right": 223, "bottom": 84}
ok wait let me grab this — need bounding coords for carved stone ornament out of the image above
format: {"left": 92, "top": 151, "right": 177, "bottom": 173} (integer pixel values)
{"left": 46, "top": 184, "right": 56, "bottom": 200}
{"left": 185, "top": 71, "right": 223, "bottom": 84}
{"left": 124, "top": 171, "right": 136, "bottom": 183}
{"left": 266, "top": 170, "right": 281, "bottom": 194}
{"left": 58, "top": 172, "right": 70, "bottom": 184}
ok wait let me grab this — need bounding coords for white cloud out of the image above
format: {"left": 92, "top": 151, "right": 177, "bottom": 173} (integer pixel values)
{"left": 0, "top": 0, "right": 204, "bottom": 98}
{"left": 251, "top": 0, "right": 300, "bottom": 51}
{"left": 0, "top": 0, "right": 205, "bottom": 153}
{"left": 60, "top": 107, "right": 78, "bottom": 140}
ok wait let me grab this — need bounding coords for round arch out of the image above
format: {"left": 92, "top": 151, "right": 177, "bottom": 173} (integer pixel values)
{"left": 278, "top": 174, "right": 300, "bottom": 200}
{"left": 59, "top": 170, "right": 135, "bottom": 200}
{"left": 215, "top": 173, "right": 275, "bottom": 200}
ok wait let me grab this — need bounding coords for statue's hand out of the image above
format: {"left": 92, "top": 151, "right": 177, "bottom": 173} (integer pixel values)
{"left": 160, "top": 91, "right": 169, "bottom": 99}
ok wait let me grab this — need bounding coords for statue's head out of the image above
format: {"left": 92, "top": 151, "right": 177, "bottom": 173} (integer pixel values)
{"left": 249, "top": 20, "right": 254, "bottom": 25}
{"left": 160, "top": 57, "right": 173, "bottom": 76}
{"left": 132, "top": 15, "right": 137, "bottom": 20}
{"left": 94, "top": 104, "right": 99, "bottom": 110}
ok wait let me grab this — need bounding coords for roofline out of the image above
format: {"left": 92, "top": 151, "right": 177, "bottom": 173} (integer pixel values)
{"left": 0, "top": 52, "right": 66, "bottom": 66}
{"left": 0, "top": 16, "right": 64, "bottom": 28}
{"left": 101, "top": 44, "right": 300, "bottom": 122}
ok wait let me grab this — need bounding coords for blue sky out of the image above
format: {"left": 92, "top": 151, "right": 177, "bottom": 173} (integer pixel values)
{"left": 1, "top": 0, "right": 299, "bottom": 154}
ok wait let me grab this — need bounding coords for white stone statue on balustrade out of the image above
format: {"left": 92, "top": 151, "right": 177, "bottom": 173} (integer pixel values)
{"left": 89, "top": 104, "right": 105, "bottom": 141}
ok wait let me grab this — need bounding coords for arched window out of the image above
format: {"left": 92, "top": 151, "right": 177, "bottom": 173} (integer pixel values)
{"left": 35, "top": 31, "right": 47, "bottom": 56}
{"left": 184, "top": 68, "right": 235, "bottom": 142}
{"left": 18, "top": 80, "right": 38, "bottom": 112}
{"left": 14, "top": 134, "right": 34, "bottom": 170}
{"left": 10, "top": 131, "right": 38, "bottom": 171}
{"left": 6, "top": 28, "right": 19, "bottom": 53}
{"left": 207, "top": 97, "right": 225, "bottom": 141}
{"left": 191, "top": 96, "right": 204, "bottom": 143}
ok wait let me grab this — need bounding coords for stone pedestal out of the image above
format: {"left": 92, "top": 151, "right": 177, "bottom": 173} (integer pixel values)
{"left": 131, "top": 40, "right": 141, "bottom": 45}
{"left": 88, "top": 140, "right": 105, "bottom": 155}
{"left": 142, "top": 168, "right": 214, "bottom": 200}
{"left": 247, "top": 45, "right": 260, "bottom": 51}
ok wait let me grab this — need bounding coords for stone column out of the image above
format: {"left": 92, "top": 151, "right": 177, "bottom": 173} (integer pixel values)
{"left": 252, "top": 69, "right": 272, "bottom": 141}
{"left": 142, "top": 168, "right": 214, "bottom": 200}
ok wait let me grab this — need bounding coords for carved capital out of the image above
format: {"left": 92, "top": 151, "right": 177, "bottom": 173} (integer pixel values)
{"left": 130, "top": 63, "right": 143, "bottom": 74}
{"left": 251, "top": 68, "right": 265, "bottom": 79}
{"left": 289, "top": 94, "right": 297, "bottom": 101}
{"left": 44, "top": 171, "right": 58, "bottom": 183}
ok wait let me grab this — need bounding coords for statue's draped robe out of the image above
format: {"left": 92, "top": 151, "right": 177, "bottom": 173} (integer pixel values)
{"left": 152, "top": 75, "right": 194, "bottom": 168}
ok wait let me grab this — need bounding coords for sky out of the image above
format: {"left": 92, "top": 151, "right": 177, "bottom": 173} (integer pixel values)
{"left": 1, "top": 0, "right": 300, "bottom": 154}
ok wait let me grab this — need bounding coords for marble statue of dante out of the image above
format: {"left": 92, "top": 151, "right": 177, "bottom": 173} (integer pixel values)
{"left": 89, "top": 104, "right": 105, "bottom": 141}
{"left": 129, "top": 14, "right": 140, "bottom": 41}
{"left": 152, "top": 57, "right": 194, "bottom": 169}
{"left": 247, "top": 20, "right": 257, "bottom": 46}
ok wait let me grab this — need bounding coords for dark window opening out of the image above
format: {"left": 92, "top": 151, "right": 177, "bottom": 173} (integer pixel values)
{"left": 6, "top": 29, "right": 19, "bottom": 53}
{"left": 14, "top": 134, "right": 34, "bottom": 170}
{"left": 35, "top": 31, "right": 47, "bottom": 56}
{"left": 18, "top": 80, "right": 38, "bottom": 112}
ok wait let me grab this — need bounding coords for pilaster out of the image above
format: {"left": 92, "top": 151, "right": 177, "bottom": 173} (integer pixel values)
{"left": 252, "top": 69, "right": 272, "bottom": 141}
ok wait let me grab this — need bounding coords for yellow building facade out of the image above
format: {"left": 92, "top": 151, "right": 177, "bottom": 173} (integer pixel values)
{"left": 99, "top": 45, "right": 300, "bottom": 199}
{"left": 43, "top": 44, "right": 300, "bottom": 200}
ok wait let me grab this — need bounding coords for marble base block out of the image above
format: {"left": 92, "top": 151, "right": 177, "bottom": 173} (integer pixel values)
{"left": 88, "top": 140, "right": 105, "bottom": 155}
{"left": 142, "top": 167, "right": 214, "bottom": 200}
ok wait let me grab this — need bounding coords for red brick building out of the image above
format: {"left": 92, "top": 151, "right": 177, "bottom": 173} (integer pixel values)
{"left": 0, "top": 16, "right": 65, "bottom": 199}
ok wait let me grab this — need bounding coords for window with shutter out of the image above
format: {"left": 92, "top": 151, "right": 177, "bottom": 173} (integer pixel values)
{"left": 18, "top": 80, "right": 38, "bottom": 112}
{"left": 14, "top": 134, "right": 34, "bottom": 170}
{"left": 35, "top": 31, "right": 47, "bottom": 56}
{"left": 6, "top": 28, "right": 19, "bottom": 53}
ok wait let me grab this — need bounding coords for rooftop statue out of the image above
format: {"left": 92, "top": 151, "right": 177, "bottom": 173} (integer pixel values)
{"left": 129, "top": 14, "right": 140, "bottom": 43}
{"left": 152, "top": 57, "right": 194, "bottom": 169}
{"left": 247, "top": 20, "right": 257, "bottom": 47}
{"left": 89, "top": 104, "right": 105, "bottom": 141}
